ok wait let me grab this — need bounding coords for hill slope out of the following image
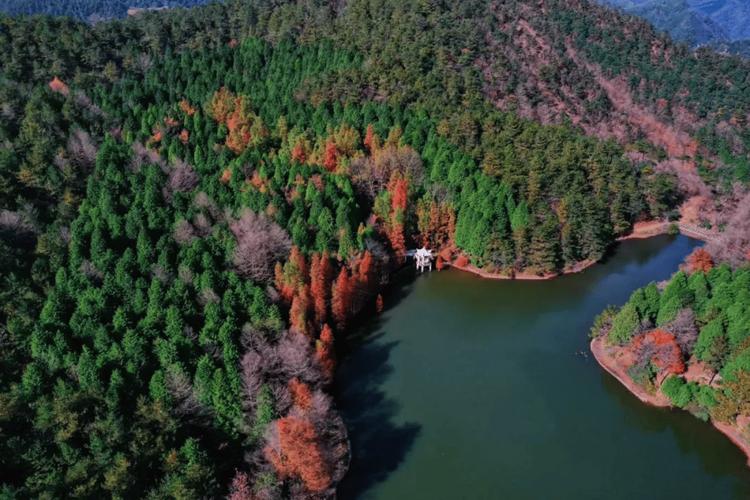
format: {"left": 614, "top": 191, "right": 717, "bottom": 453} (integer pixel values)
{"left": 2, "top": 0, "right": 750, "bottom": 497}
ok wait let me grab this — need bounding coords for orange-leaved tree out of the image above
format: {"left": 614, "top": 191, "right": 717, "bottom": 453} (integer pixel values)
{"left": 265, "top": 416, "right": 331, "bottom": 493}
{"left": 289, "top": 285, "right": 311, "bottom": 336}
{"left": 289, "top": 377, "right": 313, "bottom": 411}
{"left": 331, "top": 268, "right": 352, "bottom": 330}
{"left": 387, "top": 174, "right": 409, "bottom": 260}
{"left": 363, "top": 124, "right": 379, "bottom": 153}
{"left": 316, "top": 324, "right": 335, "bottom": 378}
{"left": 686, "top": 248, "right": 713, "bottom": 274}
{"left": 323, "top": 140, "right": 338, "bottom": 172}
{"left": 310, "top": 252, "right": 332, "bottom": 325}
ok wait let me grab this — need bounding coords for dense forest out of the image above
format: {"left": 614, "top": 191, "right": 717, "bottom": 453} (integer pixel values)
{"left": 2, "top": 0, "right": 750, "bottom": 497}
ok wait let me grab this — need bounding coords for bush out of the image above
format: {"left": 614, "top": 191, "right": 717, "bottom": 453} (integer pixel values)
{"left": 589, "top": 305, "right": 617, "bottom": 338}
{"left": 694, "top": 317, "right": 726, "bottom": 367}
{"left": 656, "top": 295, "right": 681, "bottom": 326}
{"left": 608, "top": 302, "right": 640, "bottom": 345}
{"left": 661, "top": 376, "right": 692, "bottom": 408}
{"left": 695, "top": 385, "right": 717, "bottom": 410}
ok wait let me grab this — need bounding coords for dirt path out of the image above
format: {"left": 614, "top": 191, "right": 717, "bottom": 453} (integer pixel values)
{"left": 616, "top": 219, "right": 716, "bottom": 243}
{"left": 616, "top": 221, "right": 670, "bottom": 241}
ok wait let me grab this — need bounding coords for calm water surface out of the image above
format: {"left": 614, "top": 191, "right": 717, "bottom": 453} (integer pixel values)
{"left": 336, "top": 235, "right": 750, "bottom": 499}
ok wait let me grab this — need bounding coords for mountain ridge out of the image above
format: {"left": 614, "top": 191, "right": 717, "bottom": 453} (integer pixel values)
{"left": 601, "top": 0, "right": 750, "bottom": 55}
{"left": 0, "top": 0, "right": 212, "bottom": 21}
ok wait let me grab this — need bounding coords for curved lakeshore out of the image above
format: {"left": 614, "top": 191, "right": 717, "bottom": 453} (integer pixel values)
{"left": 447, "top": 257, "right": 598, "bottom": 281}
{"left": 591, "top": 327, "right": 750, "bottom": 467}
{"left": 337, "top": 234, "right": 750, "bottom": 499}
{"left": 590, "top": 336, "right": 671, "bottom": 407}
{"left": 446, "top": 219, "right": 710, "bottom": 282}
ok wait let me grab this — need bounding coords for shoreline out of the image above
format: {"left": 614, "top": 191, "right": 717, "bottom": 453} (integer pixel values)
{"left": 590, "top": 336, "right": 671, "bottom": 407}
{"left": 445, "top": 219, "right": 709, "bottom": 282}
{"left": 590, "top": 336, "right": 750, "bottom": 466}
{"left": 615, "top": 220, "right": 671, "bottom": 241}
{"left": 448, "top": 258, "right": 597, "bottom": 281}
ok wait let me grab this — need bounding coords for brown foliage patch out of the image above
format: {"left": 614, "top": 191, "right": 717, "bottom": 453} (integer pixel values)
{"left": 49, "top": 76, "right": 69, "bottom": 96}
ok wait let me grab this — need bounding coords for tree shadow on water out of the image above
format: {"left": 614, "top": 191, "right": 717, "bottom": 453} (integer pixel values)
{"left": 334, "top": 327, "right": 421, "bottom": 498}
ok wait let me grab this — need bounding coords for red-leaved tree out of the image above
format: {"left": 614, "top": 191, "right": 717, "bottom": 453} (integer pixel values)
{"left": 387, "top": 174, "right": 409, "bottom": 260}
{"left": 357, "top": 250, "right": 374, "bottom": 288}
{"left": 686, "top": 248, "right": 714, "bottom": 273}
{"left": 331, "top": 268, "right": 352, "bottom": 330}
{"left": 310, "top": 252, "right": 331, "bottom": 324}
{"left": 292, "top": 141, "right": 306, "bottom": 163}
{"left": 323, "top": 140, "right": 338, "bottom": 172}
{"left": 265, "top": 416, "right": 331, "bottom": 493}
{"left": 316, "top": 324, "right": 335, "bottom": 379}
{"left": 228, "top": 471, "right": 252, "bottom": 500}
{"left": 49, "top": 76, "right": 70, "bottom": 95}
{"left": 289, "top": 377, "right": 313, "bottom": 411}
{"left": 631, "top": 329, "right": 686, "bottom": 375}
{"left": 363, "top": 124, "right": 378, "bottom": 153}
{"left": 289, "top": 285, "right": 311, "bottom": 336}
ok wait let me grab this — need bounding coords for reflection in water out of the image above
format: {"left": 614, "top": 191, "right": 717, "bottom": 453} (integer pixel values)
{"left": 336, "top": 236, "right": 750, "bottom": 499}
{"left": 335, "top": 334, "right": 420, "bottom": 499}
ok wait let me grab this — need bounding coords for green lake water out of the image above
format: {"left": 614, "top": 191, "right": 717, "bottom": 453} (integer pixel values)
{"left": 336, "top": 235, "right": 750, "bottom": 499}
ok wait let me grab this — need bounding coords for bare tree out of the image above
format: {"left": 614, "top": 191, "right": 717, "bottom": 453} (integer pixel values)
{"left": 241, "top": 349, "right": 266, "bottom": 409}
{"left": 150, "top": 264, "right": 171, "bottom": 283}
{"left": 708, "top": 189, "right": 750, "bottom": 267}
{"left": 631, "top": 334, "right": 657, "bottom": 372}
{"left": 0, "top": 210, "right": 36, "bottom": 242}
{"left": 59, "top": 226, "right": 71, "bottom": 245}
{"left": 194, "top": 191, "right": 220, "bottom": 218}
{"left": 177, "top": 264, "right": 194, "bottom": 285}
{"left": 166, "top": 369, "right": 210, "bottom": 420}
{"left": 137, "top": 53, "right": 153, "bottom": 74}
{"left": 67, "top": 129, "right": 98, "bottom": 171}
{"left": 131, "top": 141, "right": 164, "bottom": 172}
{"left": 173, "top": 219, "right": 197, "bottom": 246}
{"left": 230, "top": 209, "right": 291, "bottom": 283}
{"left": 198, "top": 287, "right": 220, "bottom": 306}
{"left": 276, "top": 331, "right": 319, "bottom": 383}
{"left": 668, "top": 308, "right": 698, "bottom": 356}
{"left": 1, "top": 102, "right": 15, "bottom": 121}
{"left": 79, "top": 259, "right": 103, "bottom": 281}
{"left": 164, "top": 160, "right": 199, "bottom": 201}
{"left": 193, "top": 212, "right": 213, "bottom": 236}
{"left": 350, "top": 145, "right": 423, "bottom": 199}
{"left": 73, "top": 91, "right": 104, "bottom": 117}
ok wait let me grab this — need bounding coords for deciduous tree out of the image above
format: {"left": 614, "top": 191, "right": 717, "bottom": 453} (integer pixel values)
{"left": 265, "top": 416, "right": 331, "bottom": 493}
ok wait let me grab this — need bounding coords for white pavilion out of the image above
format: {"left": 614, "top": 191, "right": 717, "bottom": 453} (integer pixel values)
{"left": 414, "top": 247, "right": 434, "bottom": 272}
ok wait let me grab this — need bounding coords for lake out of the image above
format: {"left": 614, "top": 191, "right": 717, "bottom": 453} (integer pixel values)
{"left": 336, "top": 235, "right": 750, "bottom": 499}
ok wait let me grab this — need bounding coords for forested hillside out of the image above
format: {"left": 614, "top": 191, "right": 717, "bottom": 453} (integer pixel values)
{"left": 2, "top": 0, "right": 750, "bottom": 497}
